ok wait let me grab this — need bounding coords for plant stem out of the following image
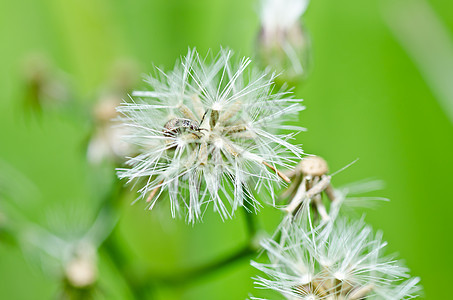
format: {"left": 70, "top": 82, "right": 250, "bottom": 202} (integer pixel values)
{"left": 242, "top": 183, "right": 261, "bottom": 239}
{"left": 101, "top": 177, "right": 260, "bottom": 297}
{"left": 100, "top": 175, "right": 154, "bottom": 299}
{"left": 242, "top": 207, "right": 258, "bottom": 238}
{"left": 141, "top": 244, "right": 255, "bottom": 286}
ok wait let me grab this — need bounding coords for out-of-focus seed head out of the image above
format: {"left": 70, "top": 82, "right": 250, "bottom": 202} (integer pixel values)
{"left": 87, "top": 95, "right": 134, "bottom": 165}
{"left": 257, "top": 0, "right": 311, "bottom": 84}
{"left": 87, "top": 60, "right": 139, "bottom": 165}
{"left": 21, "top": 53, "right": 72, "bottom": 113}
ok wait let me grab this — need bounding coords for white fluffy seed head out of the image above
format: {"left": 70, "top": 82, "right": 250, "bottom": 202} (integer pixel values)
{"left": 116, "top": 48, "right": 304, "bottom": 222}
{"left": 251, "top": 219, "right": 421, "bottom": 299}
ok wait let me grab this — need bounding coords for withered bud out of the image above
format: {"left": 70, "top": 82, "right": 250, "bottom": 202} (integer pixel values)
{"left": 296, "top": 156, "right": 328, "bottom": 177}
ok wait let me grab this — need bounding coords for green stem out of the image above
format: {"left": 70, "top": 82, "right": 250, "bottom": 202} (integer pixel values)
{"left": 99, "top": 176, "right": 155, "bottom": 299}
{"left": 141, "top": 244, "right": 255, "bottom": 286}
{"left": 241, "top": 184, "right": 261, "bottom": 239}
{"left": 103, "top": 234, "right": 154, "bottom": 299}
{"left": 101, "top": 178, "right": 261, "bottom": 297}
{"left": 242, "top": 207, "right": 258, "bottom": 238}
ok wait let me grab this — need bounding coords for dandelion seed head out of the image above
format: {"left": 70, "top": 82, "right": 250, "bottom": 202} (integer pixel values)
{"left": 252, "top": 219, "right": 421, "bottom": 299}
{"left": 117, "top": 48, "right": 304, "bottom": 222}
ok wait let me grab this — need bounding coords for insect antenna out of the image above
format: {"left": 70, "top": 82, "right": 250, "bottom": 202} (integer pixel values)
{"left": 199, "top": 109, "right": 210, "bottom": 127}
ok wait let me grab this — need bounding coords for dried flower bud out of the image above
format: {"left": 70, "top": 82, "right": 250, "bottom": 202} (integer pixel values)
{"left": 283, "top": 156, "right": 334, "bottom": 221}
{"left": 296, "top": 155, "right": 328, "bottom": 177}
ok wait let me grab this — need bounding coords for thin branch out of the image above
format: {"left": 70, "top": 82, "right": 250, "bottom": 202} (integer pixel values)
{"left": 142, "top": 244, "right": 255, "bottom": 286}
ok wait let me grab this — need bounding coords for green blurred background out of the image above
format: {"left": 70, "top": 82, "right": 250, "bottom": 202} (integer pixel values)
{"left": 1, "top": 0, "right": 452, "bottom": 299}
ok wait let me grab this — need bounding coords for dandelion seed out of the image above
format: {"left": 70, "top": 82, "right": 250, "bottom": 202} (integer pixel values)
{"left": 251, "top": 219, "right": 421, "bottom": 299}
{"left": 5, "top": 201, "right": 117, "bottom": 296}
{"left": 116, "top": 48, "right": 304, "bottom": 222}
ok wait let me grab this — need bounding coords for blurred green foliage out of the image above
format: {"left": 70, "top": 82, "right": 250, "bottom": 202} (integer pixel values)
{"left": 0, "top": 0, "right": 452, "bottom": 299}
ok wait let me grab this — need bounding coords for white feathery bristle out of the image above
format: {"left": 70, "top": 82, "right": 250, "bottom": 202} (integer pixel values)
{"left": 251, "top": 219, "right": 421, "bottom": 299}
{"left": 116, "top": 48, "right": 304, "bottom": 222}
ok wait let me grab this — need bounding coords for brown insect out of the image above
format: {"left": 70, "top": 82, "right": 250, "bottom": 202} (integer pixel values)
{"left": 163, "top": 118, "right": 204, "bottom": 137}
{"left": 149, "top": 117, "right": 205, "bottom": 203}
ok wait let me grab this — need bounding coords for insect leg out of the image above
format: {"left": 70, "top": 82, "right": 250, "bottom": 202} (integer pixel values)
{"left": 199, "top": 109, "right": 210, "bottom": 127}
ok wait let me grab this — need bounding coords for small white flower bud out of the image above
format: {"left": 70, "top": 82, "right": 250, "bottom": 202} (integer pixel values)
{"left": 64, "top": 243, "right": 98, "bottom": 288}
{"left": 65, "top": 256, "right": 97, "bottom": 288}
